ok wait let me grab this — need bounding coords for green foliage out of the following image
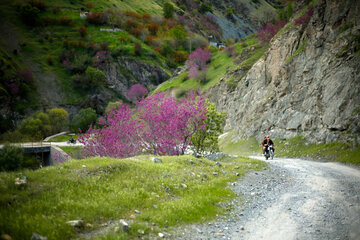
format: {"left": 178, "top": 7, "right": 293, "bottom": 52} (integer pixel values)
{"left": 47, "top": 108, "right": 69, "bottom": 133}
{"left": 285, "top": 41, "right": 307, "bottom": 63}
{"left": 0, "top": 155, "right": 265, "bottom": 239}
{"left": 105, "top": 101, "right": 122, "bottom": 112}
{"left": 163, "top": 2, "right": 174, "bottom": 19}
{"left": 170, "top": 25, "right": 188, "bottom": 47}
{"left": 71, "top": 108, "right": 98, "bottom": 133}
{"left": 191, "top": 100, "right": 226, "bottom": 157}
{"left": 18, "top": 4, "right": 40, "bottom": 26}
{"left": 85, "top": 66, "right": 106, "bottom": 87}
{"left": 134, "top": 42, "right": 142, "bottom": 55}
{"left": 225, "top": 76, "right": 238, "bottom": 91}
{"left": 199, "top": 3, "right": 212, "bottom": 13}
{"left": 12, "top": 108, "right": 69, "bottom": 141}
{"left": 0, "top": 143, "right": 24, "bottom": 171}
{"left": 286, "top": 2, "right": 294, "bottom": 20}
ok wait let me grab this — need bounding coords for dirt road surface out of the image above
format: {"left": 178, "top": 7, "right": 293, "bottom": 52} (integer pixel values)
{"left": 172, "top": 157, "right": 360, "bottom": 240}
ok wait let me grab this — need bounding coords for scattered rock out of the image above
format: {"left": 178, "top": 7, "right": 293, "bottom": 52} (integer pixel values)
{"left": 85, "top": 223, "right": 93, "bottom": 228}
{"left": 82, "top": 165, "right": 87, "bottom": 168}
{"left": 158, "top": 232, "right": 165, "bottom": 238}
{"left": 66, "top": 220, "right": 84, "bottom": 228}
{"left": 130, "top": 214, "right": 136, "bottom": 219}
{"left": 213, "top": 172, "right": 218, "bottom": 176}
{"left": 206, "top": 152, "right": 229, "bottom": 161}
{"left": 14, "top": 177, "right": 27, "bottom": 186}
{"left": 216, "top": 162, "right": 222, "bottom": 167}
{"left": 134, "top": 209, "right": 140, "bottom": 214}
{"left": 189, "top": 160, "right": 195, "bottom": 164}
{"left": 0, "top": 234, "right": 12, "bottom": 240}
{"left": 114, "top": 227, "right": 120, "bottom": 233}
{"left": 215, "top": 232, "right": 225, "bottom": 236}
{"left": 119, "top": 219, "right": 129, "bottom": 232}
{"left": 234, "top": 166, "right": 240, "bottom": 169}
{"left": 153, "top": 204, "right": 158, "bottom": 209}
{"left": 180, "top": 183, "right": 188, "bottom": 188}
{"left": 152, "top": 157, "right": 162, "bottom": 163}
{"left": 138, "top": 229, "right": 145, "bottom": 235}
{"left": 31, "top": 233, "right": 47, "bottom": 240}
{"left": 240, "top": 226, "right": 245, "bottom": 230}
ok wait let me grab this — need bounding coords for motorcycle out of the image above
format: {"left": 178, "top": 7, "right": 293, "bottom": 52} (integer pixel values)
{"left": 264, "top": 145, "right": 274, "bottom": 160}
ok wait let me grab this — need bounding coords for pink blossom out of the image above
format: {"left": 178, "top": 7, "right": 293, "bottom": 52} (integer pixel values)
{"left": 78, "top": 91, "right": 207, "bottom": 157}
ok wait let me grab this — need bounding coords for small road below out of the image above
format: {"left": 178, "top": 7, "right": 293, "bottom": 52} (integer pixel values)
{"left": 172, "top": 157, "right": 360, "bottom": 240}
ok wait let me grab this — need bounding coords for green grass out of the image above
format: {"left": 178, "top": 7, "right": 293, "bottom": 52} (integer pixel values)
{"left": 155, "top": 34, "right": 268, "bottom": 95}
{"left": 0, "top": 155, "right": 265, "bottom": 239}
{"left": 285, "top": 41, "right": 306, "bottom": 64}
{"left": 276, "top": 136, "right": 360, "bottom": 165}
{"left": 59, "top": 146, "right": 84, "bottom": 159}
{"left": 219, "top": 132, "right": 360, "bottom": 166}
{"left": 219, "top": 131, "right": 260, "bottom": 156}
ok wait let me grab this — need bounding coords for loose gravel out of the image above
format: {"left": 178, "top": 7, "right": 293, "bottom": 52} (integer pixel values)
{"left": 169, "top": 156, "right": 360, "bottom": 240}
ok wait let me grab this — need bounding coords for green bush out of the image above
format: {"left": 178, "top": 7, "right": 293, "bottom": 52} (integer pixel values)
{"left": 163, "top": 2, "right": 174, "bottom": 19}
{"left": 85, "top": 66, "right": 106, "bottom": 87}
{"left": 4, "top": 108, "right": 70, "bottom": 141}
{"left": 18, "top": 4, "right": 40, "bottom": 26}
{"left": 0, "top": 143, "right": 24, "bottom": 171}
{"left": 191, "top": 100, "right": 226, "bottom": 157}
{"left": 71, "top": 108, "right": 98, "bottom": 133}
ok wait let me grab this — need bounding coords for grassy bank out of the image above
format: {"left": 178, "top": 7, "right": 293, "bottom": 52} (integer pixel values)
{"left": 219, "top": 132, "right": 360, "bottom": 166}
{"left": 0, "top": 155, "right": 265, "bottom": 239}
{"left": 276, "top": 136, "right": 360, "bottom": 166}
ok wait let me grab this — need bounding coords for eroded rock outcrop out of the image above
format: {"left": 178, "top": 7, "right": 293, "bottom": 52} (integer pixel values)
{"left": 101, "top": 57, "right": 170, "bottom": 98}
{"left": 208, "top": 0, "right": 360, "bottom": 143}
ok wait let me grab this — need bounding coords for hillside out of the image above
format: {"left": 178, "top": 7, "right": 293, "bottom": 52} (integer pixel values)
{"left": 0, "top": 0, "right": 281, "bottom": 137}
{"left": 157, "top": 0, "right": 360, "bottom": 147}
{"left": 207, "top": 0, "right": 360, "bottom": 145}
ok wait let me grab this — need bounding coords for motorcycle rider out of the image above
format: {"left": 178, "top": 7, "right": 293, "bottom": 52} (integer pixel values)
{"left": 262, "top": 135, "right": 274, "bottom": 155}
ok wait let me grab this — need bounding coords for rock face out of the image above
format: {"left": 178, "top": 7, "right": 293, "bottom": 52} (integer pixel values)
{"left": 207, "top": 0, "right": 360, "bottom": 143}
{"left": 101, "top": 57, "right": 170, "bottom": 98}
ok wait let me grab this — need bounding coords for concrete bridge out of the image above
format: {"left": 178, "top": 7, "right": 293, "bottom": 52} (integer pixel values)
{"left": 0, "top": 142, "right": 74, "bottom": 166}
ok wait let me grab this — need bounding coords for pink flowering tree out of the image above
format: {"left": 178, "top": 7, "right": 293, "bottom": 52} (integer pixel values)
{"left": 79, "top": 103, "right": 142, "bottom": 158}
{"left": 126, "top": 84, "right": 148, "bottom": 103}
{"left": 186, "top": 48, "right": 211, "bottom": 81}
{"left": 79, "top": 91, "right": 207, "bottom": 157}
{"left": 257, "top": 21, "right": 287, "bottom": 43}
{"left": 294, "top": 6, "right": 313, "bottom": 27}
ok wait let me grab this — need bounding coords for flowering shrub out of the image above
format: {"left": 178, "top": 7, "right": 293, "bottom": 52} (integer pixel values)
{"left": 224, "top": 45, "right": 236, "bottom": 58}
{"left": 92, "top": 51, "right": 112, "bottom": 67}
{"left": 257, "top": 21, "right": 287, "bottom": 43}
{"left": 126, "top": 84, "right": 148, "bottom": 103}
{"left": 147, "top": 23, "right": 160, "bottom": 35}
{"left": 294, "top": 6, "right": 314, "bottom": 27}
{"left": 187, "top": 48, "right": 211, "bottom": 70}
{"left": 78, "top": 26, "right": 87, "bottom": 37}
{"left": 186, "top": 48, "right": 211, "bottom": 80}
{"left": 18, "top": 70, "right": 34, "bottom": 84}
{"left": 86, "top": 12, "right": 104, "bottom": 25}
{"left": 79, "top": 91, "right": 207, "bottom": 157}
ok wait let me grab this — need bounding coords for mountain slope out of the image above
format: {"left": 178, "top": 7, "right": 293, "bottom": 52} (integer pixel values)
{"left": 207, "top": 0, "right": 360, "bottom": 144}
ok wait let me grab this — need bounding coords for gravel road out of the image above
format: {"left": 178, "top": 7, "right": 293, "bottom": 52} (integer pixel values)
{"left": 171, "top": 156, "right": 360, "bottom": 240}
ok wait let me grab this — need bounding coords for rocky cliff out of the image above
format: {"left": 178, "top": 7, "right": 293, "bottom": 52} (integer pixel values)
{"left": 207, "top": 0, "right": 360, "bottom": 144}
